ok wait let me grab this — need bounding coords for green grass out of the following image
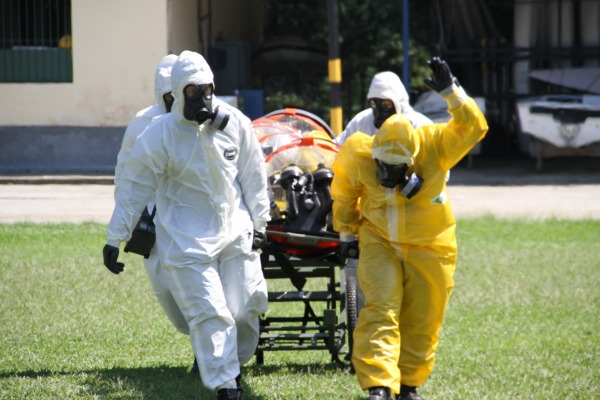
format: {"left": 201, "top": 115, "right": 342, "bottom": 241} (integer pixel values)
{"left": 0, "top": 219, "right": 598, "bottom": 399}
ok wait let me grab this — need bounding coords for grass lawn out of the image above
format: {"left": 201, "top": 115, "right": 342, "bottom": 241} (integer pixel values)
{"left": 0, "top": 218, "right": 598, "bottom": 399}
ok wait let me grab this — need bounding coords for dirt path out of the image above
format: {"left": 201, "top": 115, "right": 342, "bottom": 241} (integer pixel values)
{"left": 1, "top": 183, "right": 599, "bottom": 223}
{"left": 447, "top": 184, "right": 600, "bottom": 219}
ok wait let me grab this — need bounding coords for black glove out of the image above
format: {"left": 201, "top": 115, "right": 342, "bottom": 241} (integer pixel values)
{"left": 103, "top": 244, "right": 125, "bottom": 274}
{"left": 339, "top": 240, "right": 359, "bottom": 259}
{"left": 423, "top": 57, "right": 457, "bottom": 93}
{"left": 252, "top": 230, "right": 267, "bottom": 251}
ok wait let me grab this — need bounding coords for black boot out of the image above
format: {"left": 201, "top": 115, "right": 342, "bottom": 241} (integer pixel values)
{"left": 235, "top": 373, "right": 243, "bottom": 399}
{"left": 368, "top": 386, "right": 392, "bottom": 400}
{"left": 190, "top": 356, "right": 199, "bottom": 375}
{"left": 397, "top": 384, "right": 423, "bottom": 400}
{"left": 216, "top": 375, "right": 243, "bottom": 400}
{"left": 216, "top": 388, "right": 239, "bottom": 400}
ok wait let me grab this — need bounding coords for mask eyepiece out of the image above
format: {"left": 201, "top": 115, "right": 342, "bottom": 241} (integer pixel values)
{"left": 370, "top": 98, "right": 396, "bottom": 128}
{"left": 162, "top": 92, "right": 174, "bottom": 112}
{"left": 184, "top": 84, "right": 214, "bottom": 100}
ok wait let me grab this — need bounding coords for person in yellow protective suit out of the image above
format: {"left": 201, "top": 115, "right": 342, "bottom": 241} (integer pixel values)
{"left": 331, "top": 57, "right": 488, "bottom": 400}
{"left": 336, "top": 70, "right": 434, "bottom": 328}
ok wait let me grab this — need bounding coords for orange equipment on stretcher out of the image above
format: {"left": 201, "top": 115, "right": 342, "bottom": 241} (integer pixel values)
{"left": 264, "top": 108, "right": 335, "bottom": 139}
{"left": 250, "top": 109, "right": 357, "bottom": 366}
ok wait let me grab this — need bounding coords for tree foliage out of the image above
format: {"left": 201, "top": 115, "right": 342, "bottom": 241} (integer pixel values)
{"left": 262, "top": 0, "right": 433, "bottom": 125}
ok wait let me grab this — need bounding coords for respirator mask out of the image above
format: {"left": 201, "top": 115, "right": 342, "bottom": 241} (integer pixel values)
{"left": 370, "top": 98, "right": 396, "bottom": 128}
{"left": 375, "top": 159, "right": 423, "bottom": 199}
{"left": 183, "top": 83, "right": 229, "bottom": 130}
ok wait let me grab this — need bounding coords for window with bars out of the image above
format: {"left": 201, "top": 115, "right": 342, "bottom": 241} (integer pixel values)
{"left": 0, "top": 0, "right": 72, "bottom": 83}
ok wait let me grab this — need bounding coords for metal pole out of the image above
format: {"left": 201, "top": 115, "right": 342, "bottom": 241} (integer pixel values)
{"left": 327, "top": 0, "right": 343, "bottom": 136}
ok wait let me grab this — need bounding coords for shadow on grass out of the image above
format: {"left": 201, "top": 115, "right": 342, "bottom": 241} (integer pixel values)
{"left": 0, "top": 361, "right": 356, "bottom": 399}
{"left": 0, "top": 365, "right": 265, "bottom": 400}
{"left": 248, "top": 360, "right": 354, "bottom": 376}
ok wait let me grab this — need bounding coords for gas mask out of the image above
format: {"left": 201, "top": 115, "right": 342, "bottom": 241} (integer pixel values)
{"left": 183, "top": 83, "right": 229, "bottom": 130}
{"left": 370, "top": 98, "right": 396, "bottom": 128}
{"left": 375, "top": 159, "right": 423, "bottom": 199}
{"left": 162, "top": 92, "right": 174, "bottom": 113}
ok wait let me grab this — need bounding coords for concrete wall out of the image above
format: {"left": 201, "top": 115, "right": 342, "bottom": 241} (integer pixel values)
{"left": 1, "top": 0, "right": 169, "bottom": 127}
{"left": 0, "top": 126, "right": 124, "bottom": 173}
{"left": 0, "top": 0, "right": 183, "bottom": 173}
{"left": 169, "top": 0, "right": 200, "bottom": 55}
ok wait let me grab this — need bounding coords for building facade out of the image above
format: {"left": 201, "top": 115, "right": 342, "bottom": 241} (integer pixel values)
{"left": 0, "top": 0, "right": 262, "bottom": 173}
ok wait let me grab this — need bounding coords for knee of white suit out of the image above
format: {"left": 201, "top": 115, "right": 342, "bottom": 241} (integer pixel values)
{"left": 155, "top": 294, "right": 189, "bottom": 334}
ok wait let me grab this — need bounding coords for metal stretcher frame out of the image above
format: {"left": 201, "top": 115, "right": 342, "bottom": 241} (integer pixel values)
{"left": 256, "top": 228, "right": 358, "bottom": 366}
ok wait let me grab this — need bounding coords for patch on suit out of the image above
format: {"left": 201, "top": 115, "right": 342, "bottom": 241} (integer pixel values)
{"left": 224, "top": 147, "right": 237, "bottom": 160}
{"left": 430, "top": 191, "right": 447, "bottom": 205}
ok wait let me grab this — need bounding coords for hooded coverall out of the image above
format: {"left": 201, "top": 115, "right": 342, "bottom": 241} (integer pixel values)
{"left": 335, "top": 71, "right": 433, "bottom": 146}
{"left": 331, "top": 84, "right": 488, "bottom": 394}
{"left": 114, "top": 54, "right": 189, "bottom": 335}
{"left": 107, "top": 50, "right": 270, "bottom": 391}
{"left": 335, "top": 71, "right": 434, "bottom": 317}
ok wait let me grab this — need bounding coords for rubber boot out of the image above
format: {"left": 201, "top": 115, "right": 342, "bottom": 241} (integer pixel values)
{"left": 235, "top": 373, "right": 243, "bottom": 399}
{"left": 216, "top": 388, "right": 239, "bottom": 400}
{"left": 397, "top": 384, "right": 423, "bottom": 400}
{"left": 368, "top": 386, "right": 392, "bottom": 400}
{"left": 190, "top": 356, "right": 199, "bottom": 375}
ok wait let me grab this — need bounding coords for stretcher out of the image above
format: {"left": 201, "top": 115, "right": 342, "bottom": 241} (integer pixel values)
{"left": 251, "top": 110, "right": 358, "bottom": 366}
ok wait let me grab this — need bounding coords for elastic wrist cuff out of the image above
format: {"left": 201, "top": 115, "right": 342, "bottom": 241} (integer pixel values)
{"left": 340, "top": 231, "right": 358, "bottom": 242}
{"left": 442, "top": 84, "right": 468, "bottom": 108}
{"left": 107, "top": 240, "right": 121, "bottom": 248}
{"left": 253, "top": 220, "right": 268, "bottom": 232}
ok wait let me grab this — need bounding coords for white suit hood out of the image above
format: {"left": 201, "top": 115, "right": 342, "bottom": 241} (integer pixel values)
{"left": 367, "top": 71, "right": 413, "bottom": 116}
{"left": 170, "top": 50, "right": 214, "bottom": 119}
{"left": 336, "top": 72, "right": 433, "bottom": 145}
{"left": 116, "top": 54, "right": 176, "bottom": 192}
{"left": 154, "top": 54, "right": 177, "bottom": 112}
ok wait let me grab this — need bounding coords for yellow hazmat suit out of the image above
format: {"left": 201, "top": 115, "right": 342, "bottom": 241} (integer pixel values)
{"left": 331, "top": 84, "right": 488, "bottom": 394}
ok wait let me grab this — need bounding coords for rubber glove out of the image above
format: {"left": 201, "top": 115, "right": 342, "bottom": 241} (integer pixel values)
{"left": 103, "top": 244, "right": 125, "bottom": 274}
{"left": 252, "top": 229, "right": 267, "bottom": 250}
{"left": 423, "top": 57, "right": 458, "bottom": 93}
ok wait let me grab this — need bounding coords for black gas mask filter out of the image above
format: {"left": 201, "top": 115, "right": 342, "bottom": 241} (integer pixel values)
{"left": 370, "top": 98, "right": 397, "bottom": 128}
{"left": 183, "top": 83, "right": 229, "bottom": 130}
{"left": 375, "top": 159, "right": 423, "bottom": 199}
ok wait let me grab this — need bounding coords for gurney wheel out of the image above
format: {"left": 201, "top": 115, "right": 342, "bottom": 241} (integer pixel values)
{"left": 345, "top": 274, "right": 358, "bottom": 359}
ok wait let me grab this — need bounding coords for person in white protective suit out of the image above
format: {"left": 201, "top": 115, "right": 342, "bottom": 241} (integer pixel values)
{"left": 331, "top": 58, "right": 488, "bottom": 400}
{"left": 116, "top": 54, "right": 177, "bottom": 174}
{"left": 113, "top": 54, "right": 191, "bottom": 335}
{"left": 335, "top": 71, "right": 432, "bottom": 146}
{"left": 103, "top": 50, "right": 270, "bottom": 400}
{"left": 335, "top": 71, "right": 434, "bottom": 324}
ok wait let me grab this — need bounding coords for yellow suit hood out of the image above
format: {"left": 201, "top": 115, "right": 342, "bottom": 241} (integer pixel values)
{"left": 372, "top": 114, "right": 420, "bottom": 166}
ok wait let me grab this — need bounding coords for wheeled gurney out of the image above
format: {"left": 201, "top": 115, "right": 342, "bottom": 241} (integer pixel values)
{"left": 251, "top": 109, "right": 358, "bottom": 365}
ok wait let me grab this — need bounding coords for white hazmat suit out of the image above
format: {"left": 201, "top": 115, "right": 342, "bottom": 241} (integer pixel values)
{"left": 114, "top": 54, "right": 189, "bottom": 335}
{"left": 106, "top": 50, "right": 270, "bottom": 392}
